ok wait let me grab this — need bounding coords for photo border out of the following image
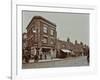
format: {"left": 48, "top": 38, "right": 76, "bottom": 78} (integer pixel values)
{"left": 11, "top": 2, "right": 97, "bottom": 80}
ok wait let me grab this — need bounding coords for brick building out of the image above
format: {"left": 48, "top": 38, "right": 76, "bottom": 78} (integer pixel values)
{"left": 56, "top": 38, "right": 74, "bottom": 58}
{"left": 26, "top": 16, "right": 57, "bottom": 59}
{"left": 72, "top": 40, "right": 84, "bottom": 56}
{"left": 56, "top": 38, "right": 86, "bottom": 58}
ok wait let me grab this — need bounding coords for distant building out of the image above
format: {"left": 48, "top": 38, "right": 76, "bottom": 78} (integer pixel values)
{"left": 26, "top": 16, "right": 57, "bottom": 59}
{"left": 56, "top": 39, "right": 69, "bottom": 58}
{"left": 66, "top": 38, "right": 74, "bottom": 51}
{"left": 72, "top": 40, "right": 84, "bottom": 56}
{"left": 56, "top": 38, "right": 74, "bottom": 58}
{"left": 56, "top": 38, "right": 86, "bottom": 58}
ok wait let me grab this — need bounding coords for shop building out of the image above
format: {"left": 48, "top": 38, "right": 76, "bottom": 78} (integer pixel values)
{"left": 26, "top": 16, "right": 57, "bottom": 59}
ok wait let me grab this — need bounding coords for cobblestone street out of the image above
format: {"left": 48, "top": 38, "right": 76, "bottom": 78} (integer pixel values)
{"left": 22, "top": 56, "right": 89, "bottom": 69}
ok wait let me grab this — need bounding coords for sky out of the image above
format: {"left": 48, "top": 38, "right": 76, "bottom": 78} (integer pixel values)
{"left": 22, "top": 11, "right": 89, "bottom": 45}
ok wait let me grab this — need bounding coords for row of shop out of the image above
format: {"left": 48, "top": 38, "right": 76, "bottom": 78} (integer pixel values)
{"left": 23, "top": 45, "right": 89, "bottom": 61}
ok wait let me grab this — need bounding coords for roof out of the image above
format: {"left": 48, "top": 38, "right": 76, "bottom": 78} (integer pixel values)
{"left": 26, "top": 16, "right": 56, "bottom": 29}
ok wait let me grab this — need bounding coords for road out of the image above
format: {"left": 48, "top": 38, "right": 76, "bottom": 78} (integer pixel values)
{"left": 22, "top": 56, "right": 89, "bottom": 69}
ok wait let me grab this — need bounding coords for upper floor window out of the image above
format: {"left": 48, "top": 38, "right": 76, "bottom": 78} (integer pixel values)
{"left": 50, "top": 29, "right": 54, "bottom": 35}
{"left": 50, "top": 39, "right": 54, "bottom": 45}
{"left": 42, "top": 37, "right": 48, "bottom": 43}
{"left": 43, "top": 24, "right": 48, "bottom": 33}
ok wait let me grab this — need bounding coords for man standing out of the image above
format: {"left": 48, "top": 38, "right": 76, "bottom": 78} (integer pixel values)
{"left": 87, "top": 47, "right": 89, "bottom": 64}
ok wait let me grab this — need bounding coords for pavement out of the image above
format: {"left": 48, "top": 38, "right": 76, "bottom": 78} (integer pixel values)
{"left": 29, "top": 58, "right": 64, "bottom": 63}
{"left": 22, "top": 56, "right": 89, "bottom": 69}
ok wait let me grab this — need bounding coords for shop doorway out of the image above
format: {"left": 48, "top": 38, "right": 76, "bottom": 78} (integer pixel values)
{"left": 42, "top": 48, "right": 51, "bottom": 59}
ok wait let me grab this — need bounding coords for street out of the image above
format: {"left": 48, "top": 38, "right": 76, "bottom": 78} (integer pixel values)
{"left": 22, "top": 56, "right": 89, "bottom": 69}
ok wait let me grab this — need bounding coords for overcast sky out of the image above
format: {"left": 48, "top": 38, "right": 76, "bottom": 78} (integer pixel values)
{"left": 22, "top": 11, "right": 89, "bottom": 45}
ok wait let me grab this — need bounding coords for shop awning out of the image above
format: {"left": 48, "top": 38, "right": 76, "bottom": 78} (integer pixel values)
{"left": 61, "top": 49, "right": 71, "bottom": 53}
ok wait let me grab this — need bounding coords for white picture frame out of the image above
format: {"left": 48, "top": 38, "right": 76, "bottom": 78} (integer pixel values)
{"left": 11, "top": 0, "right": 97, "bottom": 80}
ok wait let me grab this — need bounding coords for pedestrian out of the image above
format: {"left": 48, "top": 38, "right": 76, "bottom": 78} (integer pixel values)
{"left": 40, "top": 54, "right": 42, "bottom": 60}
{"left": 45, "top": 54, "right": 47, "bottom": 60}
{"left": 87, "top": 48, "right": 89, "bottom": 64}
{"left": 25, "top": 56, "right": 29, "bottom": 63}
{"left": 34, "top": 55, "right": 39, "bottom": 63}
{"left": 24, "top": 50, "right": 30, "bottom": 63}
{"left": 87, "top": 54, "right": 89, "bottom": 64}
